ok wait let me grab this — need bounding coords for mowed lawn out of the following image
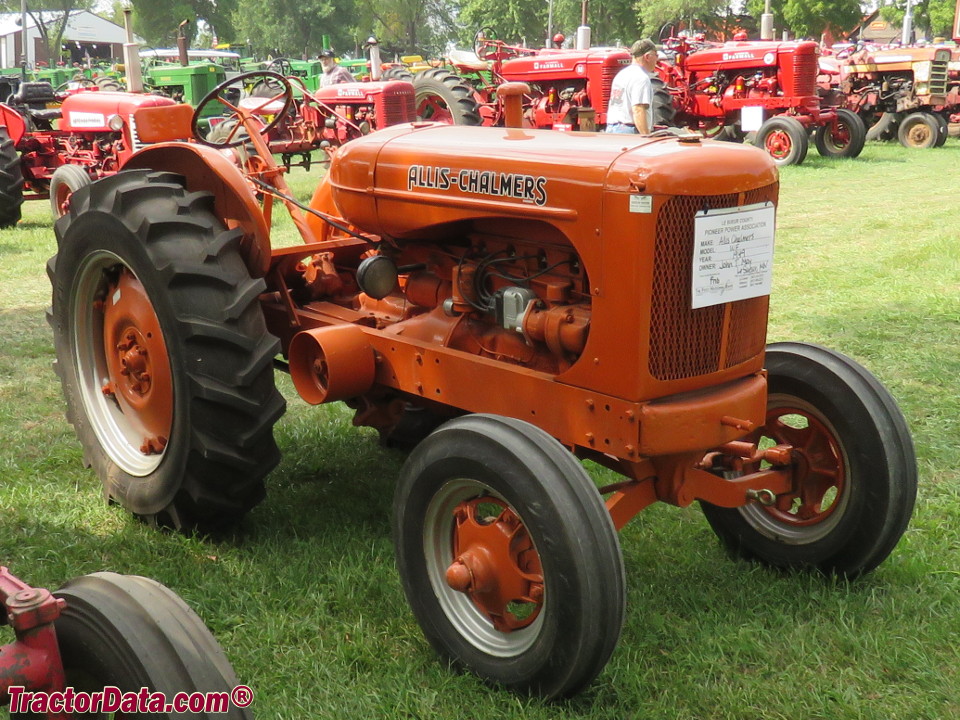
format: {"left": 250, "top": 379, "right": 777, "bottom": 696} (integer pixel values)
{"left": 1, "top": 138, "right": 958, "bottom": 720}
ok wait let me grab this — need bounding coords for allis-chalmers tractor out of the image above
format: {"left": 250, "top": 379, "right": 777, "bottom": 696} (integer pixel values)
{"left": 0, "top": 567, "right": 250, "bottom": 718}
{"left": 48, "top": 78, "right": 916, "bottom": 698}
{"left": 818, "top": 44, "right": 952, "bottom": 148}
{"left": 394, "top": 30, "right": 632, "bottom": 130}
{"left": 0, "top": 81, "right": 186, "bottom": 226}
{"left": 656, "top": 36, "right": 866, "bottom": 165}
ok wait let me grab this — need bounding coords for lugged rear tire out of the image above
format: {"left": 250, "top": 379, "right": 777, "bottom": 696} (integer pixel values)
{"left": 0, "top": 127, "right": 24, "bottom": 228}
{"left": 48, "top": 170, "right": 285, "bottom": 531}
{"left": 411, "top": 68, "right": 482, "bottom": 125}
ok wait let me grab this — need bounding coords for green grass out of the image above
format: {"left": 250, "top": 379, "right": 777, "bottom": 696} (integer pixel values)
{"left": 2, "top": 140, "right": 960, "bottom": 719}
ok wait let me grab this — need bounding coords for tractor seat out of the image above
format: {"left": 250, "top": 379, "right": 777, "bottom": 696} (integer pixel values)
{"left": 447, "top": 49, "right": 492, "bottom": 72}
{"left": 12, "top": 81, "right": 59, "bottom": 107}
{"left": 239, "top": 96, "right": 286, "bottom": 115}
{"left": 28, "top": 108, "right": 62, "bottom": 123}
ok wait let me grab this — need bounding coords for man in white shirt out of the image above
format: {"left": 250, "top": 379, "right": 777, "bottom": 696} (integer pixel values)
{"left": 606, "top": 39, "right": 659, "bottom": 134}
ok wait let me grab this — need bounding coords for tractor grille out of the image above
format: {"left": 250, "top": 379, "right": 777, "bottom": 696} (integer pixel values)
{"left": 792, "top": 52, "right": 818, "bottom": 96}
{"left": 649, "top": 186, "right": 777, "bottom": 381}
{"left": 930, "top": 58, "right": 949, "bottom": 96}
{"left": 378, "top": 87, "right": 417, "bottom": 125}
{"left": 600, "top": 64, "right": 619, "bottom": 108}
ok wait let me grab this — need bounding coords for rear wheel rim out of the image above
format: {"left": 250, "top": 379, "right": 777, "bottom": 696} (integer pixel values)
{"left": 423, "top": 478, "right": 545, "bottom": 657}
{"left": 72, "top": 252, "right": 172, "bottom": 475}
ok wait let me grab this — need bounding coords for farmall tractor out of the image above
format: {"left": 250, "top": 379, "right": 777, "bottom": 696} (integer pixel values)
{"left": 389, "top": 29, "right": 632, "bottom": 130}
{"left": 207, "top": 70, "right": 417, "bottom": 170}
{"left": 0, "top": 567, "right": 251, "bottom": 719}
{"left": 656, "top": 36, "right": 867, "bottom": 165}
{"left": 47, "top": 78, "right": 916, "bottom": 698}
{"left": 0, "top": 81, "right": 188, "bottom": 225}
{"left": 818, "top": 44, "right": 952, "bottom": 148}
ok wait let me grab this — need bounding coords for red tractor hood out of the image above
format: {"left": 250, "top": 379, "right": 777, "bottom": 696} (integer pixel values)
{"left": 500, "top": 48, "right": 630, "bottom": 81}
{"left": 683, "top": 40, "right": 819, "bottom": 73}
{"left": 59, "top": 92, "right": 176, "bottom": 133}
{"left": 313, "top": 80, "right": 411, "bottom": 102}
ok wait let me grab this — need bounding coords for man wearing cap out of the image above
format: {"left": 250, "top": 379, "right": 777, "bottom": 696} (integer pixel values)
{"left": 319, "top": 50, "right": 355, "bottom": 86}
{"left": 606, "top": 38, "right": 659, "bottom": 134}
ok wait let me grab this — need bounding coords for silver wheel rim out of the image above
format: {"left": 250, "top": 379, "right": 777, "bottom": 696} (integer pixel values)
{"left": 71, "top": 251, "right": 166, "bottom": 476}
{"left": 423, "top": 479, "right": 544, "bottom": 658}
{"left": 735, "top": 394, "right": 850, "bottom": 545}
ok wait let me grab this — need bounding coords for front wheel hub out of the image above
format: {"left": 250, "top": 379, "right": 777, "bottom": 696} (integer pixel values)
{"left": 446, "top": 497, "right": 544, "bottom": 632}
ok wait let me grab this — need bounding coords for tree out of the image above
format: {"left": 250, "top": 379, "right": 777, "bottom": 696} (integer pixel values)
{"left": 880, "top": 0, "right": 958, "bottom": 41}
{"left": 353, "top": 0, "right": 458, "bottom": 57}
{"left": 127, "top": 0, "right": 238, "bottom": 49}
{"left": 635, "top": 0, "right": 736, "bottom": 39}
{"left": 232, "top": 0, "right": 341, "bottom": 58}
{"left": 745, "top": 0, "right": 862, "bottom": 39}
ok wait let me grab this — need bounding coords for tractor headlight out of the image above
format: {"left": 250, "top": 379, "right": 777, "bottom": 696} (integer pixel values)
{"left": 107, "top": 114, "right": 124, "bottom": 131}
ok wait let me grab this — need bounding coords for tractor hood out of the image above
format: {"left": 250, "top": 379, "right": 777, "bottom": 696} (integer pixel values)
{"left": 684, "top": 40, "right": 819, "bottom": 72}
{"left": 328, "top": 123, "right": 777, "bottom": 240}
{"left": 59, "top": 92, "right": 177, "bottom": 133}
{"left": 499, "top": 48, "right": 630, "bottom": 82}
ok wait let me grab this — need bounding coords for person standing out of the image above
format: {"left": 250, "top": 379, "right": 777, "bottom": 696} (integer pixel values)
{"left": 605, "top": 38, "right": 659, "bottom": 134}
{"left": 319, "top": 49, "right": 355, "bottom": 86}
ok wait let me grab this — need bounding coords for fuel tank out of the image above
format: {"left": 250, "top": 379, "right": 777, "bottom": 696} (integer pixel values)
{"left": 327, "top": 123, "right": 778, "bottom": 242}
{"left": 59, "top": 92, "right": 177, "bottom": 133}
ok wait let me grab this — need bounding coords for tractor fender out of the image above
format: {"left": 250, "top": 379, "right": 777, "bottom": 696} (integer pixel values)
{"left": 124, "top": 142, "right": 271, "bottom": 278}
{"left": 0, "top": 103, "right": 27, "bottom": 145}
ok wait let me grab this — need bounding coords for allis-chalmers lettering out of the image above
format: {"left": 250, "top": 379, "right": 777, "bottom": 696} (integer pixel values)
{"left": 407, "top": 165, "right": 548, "bottom": 206}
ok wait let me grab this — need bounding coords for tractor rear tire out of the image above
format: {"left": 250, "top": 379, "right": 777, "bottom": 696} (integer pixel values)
{"left": 700, "top": 342, "right": 917, "bottom": 578}
{"left": 0, "top": 127, "right": 24, "bottom": 228}
{"left": 650, "top": 76, "right": 677, "bottom": 130}
{"left": 814, "top": 108, "right": 866, "bottom": 158}
{"left": 394, "top": 414, "right": 625, "bottom": 699}
{"left": 755, "top": 116, "right": 808, "bottom": 166}
{"left": 49, "top": 170, "right": 285, "bottom": 532}
{"left": 897, "top": 112, "right": 939, "bottom": 148}
{"left": 411, "top": 68, "right": 482, "bottom": 126}
{"left": 49, "top": 572, "right": 252, "bottom": 719}
{"left": 94, "top": 76, "right": 123, "bottom": 92}
{"left": 380, "top": 67, "right": 415, "bottom": 83}
{"left": 49, "top": 164, "right": 92, "bottom": 219}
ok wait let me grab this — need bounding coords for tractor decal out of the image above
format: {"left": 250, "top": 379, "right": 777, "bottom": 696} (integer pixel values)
{"left": 407, "top": 164, "right": 548, "bottom": 205}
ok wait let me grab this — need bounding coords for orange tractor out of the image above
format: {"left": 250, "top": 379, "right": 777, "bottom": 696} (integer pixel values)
{"left": 48, "top": 78, "right": 916, "bottom": 698}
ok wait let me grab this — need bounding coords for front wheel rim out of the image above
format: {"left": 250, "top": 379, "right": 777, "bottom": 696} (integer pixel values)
{"left": 423, "top": 479, "right": 545, "bottom": 658}
{"left": 764, "top": 129, "right": 792, "bottom": 160}
{"left": 736, "top": 395, "right": 849, "bottom": 544}
{"left": 72, "top": 251, "right": 172, "bottom": 476}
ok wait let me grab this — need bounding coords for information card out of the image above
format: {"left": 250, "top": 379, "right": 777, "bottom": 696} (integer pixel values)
{"left": 691, "top": 202, "right": 775, "bottom": 309}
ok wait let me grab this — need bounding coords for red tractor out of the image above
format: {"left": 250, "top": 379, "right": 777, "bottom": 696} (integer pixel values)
{"left": 48, "top": 78, "right": 916, "bottom": 699}
{"left": 391, "top": 29, "right": 631, "bottom": 130}
{"left": 1, "top": 566, "right": 251, "bottom": 719}
{"left": 818, "top": 44, "right": 953, "bottom": 148}
{"left": 657, "top": 36, "right": 866, "bottom": 165}
{"left": 0, "top": 81, "right": 188, "bottom": 225}
{"left": 204, "top": 71, "right": 417, "bottom": 170}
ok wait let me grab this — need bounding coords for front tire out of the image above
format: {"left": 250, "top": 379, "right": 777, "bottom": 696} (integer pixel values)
{"left": 49, "top": 164, "right": 92, "bottom": 219}
{"left": 393, "top": 414, "right": 624, "bottom": 698}
{"left": 897, "top": 112, "right": 939, "bottom": 149}
{"left": 50, "top": 572, "right": 251, "bottom": 719}
{"left": 49, "top": 170, "right": 285, "bottom": 531}
{"left": 755, "top": 116, "right": 809, "bottom": 166}
{"left": 701, "top": 342, "right": 917, "bottom": 577}
{"left": 814, "top": 108, "right": 866, "bottom": 158}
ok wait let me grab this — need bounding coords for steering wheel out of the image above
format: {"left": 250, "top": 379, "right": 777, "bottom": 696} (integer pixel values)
{"left": 265, "top": 57, "right": 294, "bottom": 76}
{"left": 192, "top": 70, "right": 294, "bottom": 148}
{"left": 55, "top": 77, "right": 97, "bottom": 93}
{"left": 474, "top": 27, "right": 498, "bottom": 59}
